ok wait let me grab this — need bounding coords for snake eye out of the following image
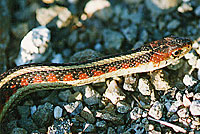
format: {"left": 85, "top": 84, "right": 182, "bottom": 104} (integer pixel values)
{"left": 172, "top": 49, "right": 182, "bottom": 58}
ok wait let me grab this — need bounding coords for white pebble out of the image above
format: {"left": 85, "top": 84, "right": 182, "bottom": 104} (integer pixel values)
{"left": 30, "top": 105, "right": 37, "bottom": 115}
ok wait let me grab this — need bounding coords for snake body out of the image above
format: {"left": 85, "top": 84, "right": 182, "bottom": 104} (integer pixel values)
{"left": 0, "top": 36, "right": 193, "bottom": 123}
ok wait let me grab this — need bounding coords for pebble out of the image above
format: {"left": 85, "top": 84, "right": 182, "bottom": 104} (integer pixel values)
{"left": 183, "top": 75, "right": 198, "bottom": 87}
{"left": 54, "top": 106, "right": 63, "bottom": 119}
{"left": 64, "top": 101, "right": 83, "bottom": 116}
{"left": 190, "top": 100, "right": 200, "bottom": 116}
{"left": 94, "top": 7, "right": 113, "bottom": 21}
{"left": 68, "top": 91, "right": 82, "bottom": 103}
{"left": 107, "top": 127, "right": 116, "bottom": 134}
{"left": 103, "top": 80, "right": 126, "bottom": 104}
{"left": 169, "top": 114, "right": 179, "bottom": 122}
{"left": 51, "top": 53, "right": 64, "bottom": 63}
{"left": 149, "top": 70, "right": 170, "bottom": 90}
{"left": 15, "top": 26, "right": 52, "bottom": 65}
{"left": 75, "top": 42, "right": 89, "bottom": 51}
{"left": 47, "top": 118, "right": 72, "bottom": 134}
{"left": 18, "top": 118, "right": 38, "bottom": 133}
{"left": 32, "top": 102, "right": 54, "bottom": 127}
{"left": 94, "top": 43, "right": 103, "bottom": 52}
{"left": 67, "top": 30, "right": 78, "bottom": 47}
{"left": 36, "top": 5, "right": 72, "bottom": 28}
{"left": 58, "top": 90, "right": 72, "bottom": 102}
{"left": 83, "top": 85, "right": 101, "bottom": 105}
{"left": 165, "top": 101, "right": 182, "bottom": 112}
{"left": 149, "top": 101, "right": 163, "bottom": 119}
{"left": 178, "top": 3, "right": 193, "bottom": 13}
{"left": 167, "top": 20, "right": 180, "bottom": 30}
{"left": 139, "top": 29, "right": 148, "bottom": 42}
{"left": 195, "top": 6, "right": 200, "bottom": 16}
{"left": 183, "top": 94, "right": 192, "bottom": 107}
{"left": 96, "top": 120, "right": 107, "bottom": 128}
{"left": 11, "top": 127, "right": 27, "bottom": 134}
{"left": 138, "top": 78, "right": 151, "bottom": 95}
{"left": 17, "top": 106, "right": 30, "bottom": 119}
{"left": 103, "top": 29, "right": 124, "bottom": 51}
{"left": 121, "top": 24, "right": 137, "bottom": 42}
{"left": 84, "top": 0, "right": 110, "bottom": 17}
{"left": 80, "top": 107, "right": 95, "bottom": 123}
{"left": 83, "top": 123, "right": 95, "bottom": 132}
{"left": 194, "top": 93, "right": 200, "bottom": 100}
{"left": 177, "top": 108, "right": 189, "bottom": 118}
{"left": 123, "top": 74, "right": 138, "bottom": 91}
{"left": 130, "top": 107, "right": 143, "bottom": 120}
{"left": 116, "top": 101, "right": 131, "bottom": 113}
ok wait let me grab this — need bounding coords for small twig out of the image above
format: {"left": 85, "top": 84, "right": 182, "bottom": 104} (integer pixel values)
{"left": 131, "top": 94, "right": 143, "bottom": 108}
{"left": 148, "top": 117, "right": 187, "bottom": 133}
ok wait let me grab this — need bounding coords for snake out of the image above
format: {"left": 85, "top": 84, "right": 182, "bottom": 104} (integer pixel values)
{"left": 0, "top": 36, "right": 193, "bottom": 123}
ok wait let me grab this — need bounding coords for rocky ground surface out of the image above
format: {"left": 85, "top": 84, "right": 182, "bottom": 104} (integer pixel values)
{"left": 1, "top": 0, "right": 200, "bottom": 133}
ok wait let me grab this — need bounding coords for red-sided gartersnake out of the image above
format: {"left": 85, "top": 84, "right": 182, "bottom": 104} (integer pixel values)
{"left": 0, "top": 36, "right": 193, "bottom": 123}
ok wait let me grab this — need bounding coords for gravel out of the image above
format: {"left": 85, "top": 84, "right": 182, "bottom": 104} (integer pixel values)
{"left": 1, "top": 0, "right": 200, "bottom": 133}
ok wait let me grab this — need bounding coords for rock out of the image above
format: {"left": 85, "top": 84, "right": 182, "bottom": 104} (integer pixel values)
{"left": 103, "top": 80, "right": 126, "bottom": 104}
{"left": 169, "top": 114, "right": 179, "bottom": 122}
{"left": 83, "top": 85, "right": 101, "bottom": 105}
{"left": 130, "top": 107, "right": 143, "bottom": 120}
{"left": 183, "top": 75, "right": 198, "bottom": 87}
{"left": 103, "top": 29, "right": 124, "bottom": 51}
{"left": 32, "top": 102, "right": 54, "bottom": 127}
{"left": 64, "top": 101, "right": 83, "bottom": 116}
{"left": 11, "top": 128, "right": 27, "bottom": 134}
{"left": 195, "top": 6, "right": 200, "bottom": 16}
{"left": 75, "top": 42, "right": 89, "bottom": 51}
{"left": 165, "top": 100, "right": 182, "bottom": 112}
{"left": 96, "top": 103, "right": 124, "bottom": 124}
{"left": 107, "top": 127, "right": 116, "bottom": 134}
{"left": 116, "top": 101, "right": 131, "bottom": 114}
{"left": 47, "top": 118, "right": 72, "bottom": 134}
{"left": 58, "top": 90, "right": 72, "bottom": 102}
{"left": 183, "top": 94, "right": 191, "bottom": 107}
{"left": 138, "top": 78, "right": 151, "bottom": 95}
{"left": 121, "top": 24, "right": 137, "bottom": 42}
{"left": 194, "top": 93, "right": 200, "bottom": 100}
{"left": 67, "top": 30, "right": 78, "bottom": 47}
{"left": 190, "top": 100, "right": 200, "bottom": 116}
{"left": 94, "top": 7, "right": 113, "bottom": 21}
{"left": 54, "top": 106, "right": 63, "bottom": 119}
{"left": 123, "top": 74, "right": 138, "bottom": 92}
{"left": 83, "top": 123, "right": 95, "bottom": 132}
{"left": 177, "top": 108, "right": 189, "bottom": 118}
{"left": 11, "top": 23, "right": 29, "bottom": 39}
{"left": 149, "top": 101, "right": 163, "bottom": 119}
{"left": 150, "top": 70, "right": 170, "bottom": 90}
{"left": 94, "top": 43, "right": 103, "bottom": 52}
{"left": 69, "top": 49, "right": 101, "bottom": 62}
{"left": 36, "top": 5, "right": 72, "bottom": 28}
{"left": 0, "top": 0, "right": 10, "bottom": 74}
{"left": 84, "top": 0, "right": 110, "bottom": 17}
{"left": 51, "top": 53, "right": 64, "bottom": 63}
{"left": 178, "top": 3, "right": 193, "bottom": 13}
{"left": 80, "top": 107, "right": 95, "bottom": 123}
{"left": 139, "top": 29, "right": 148, "bottom": 42}
{"left": 15, "top": 26, "right": 52, "bottom": 65}
{"left": 18, "top": 118, "right": 38, "bottom": 133}
{"left": 167, "top": 20, "right": 180, "bottom": 30}
{"left": 96, "top": 120, "right": 107, "bottom": 128}
{"left": 17, "top": 106, "right": 30, "bottom": 119}
{"left": 68, "top": 91, "right": 83, "bottom": 103}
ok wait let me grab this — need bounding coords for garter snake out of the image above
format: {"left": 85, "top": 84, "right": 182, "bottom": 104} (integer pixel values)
{"left": 0, "top": 36, "right": 193, "bottom": 123}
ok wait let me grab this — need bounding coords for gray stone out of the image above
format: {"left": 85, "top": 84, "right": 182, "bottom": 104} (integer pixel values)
{"left": 195, "top": 6, "right": 200, "bottom": 16}
{"left": 190, "top": 100, "right": 200, "bottom": 116}
{"left": 54, "top": 106, "right": 63, "bottom": 119}
{"left": 83, "top": 85, "right": 101, "bottom": 105}
{"left": 103, "top": 29, "right": 124, "bottom": 50}
{"left": 139, "top": 29, "right": 148, "bottom": 42}
{"left": 80, "top": 107, "right": 95, "bottom": 123}
{"left": 96, "top": 120, "right": 107, "bottom": 128}
{"left": 121, "top": 24, "right": 137, "bottom": 42}
{"left": 167, "top": 20, "right": 180, "bottom": 30}
{"left": 32, "top": 102, "right": 54, "bottom": 127}
{"left": 18, "top": 118, "right": 38, "bottom": 133}
{"left": 58, "top": 90, "right": 72, "bottom": 102}
{"left": 17, "top": 106, "right": 30, "bottom": 119}
{"left": 116, "top": 101, "right": 131, "bottom": 113}
{"left": 149, "top": 101, "right": 163, "bottom": 119}
{"left": 64, "top": 101, "right": 83, "bottom": 116}
{"left": 68, "top": 91, "right": 82, "bottom": 103}
{"left": 11, "top": 128, "right": 27, "bottom": 134}
{"left": 83, "top": 123, "right": 95, "bottom": 132}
